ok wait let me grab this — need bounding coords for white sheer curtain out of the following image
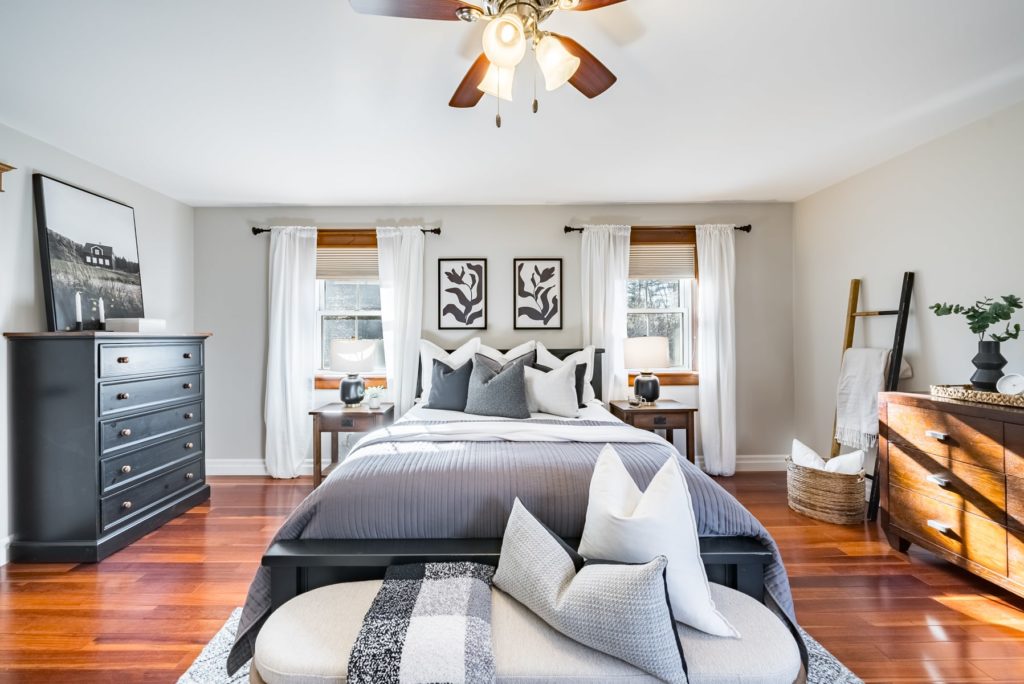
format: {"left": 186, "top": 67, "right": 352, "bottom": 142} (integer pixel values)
{"left": 581, "top": 225, "right": 631, "bottom": 402}
{"left": 696, "top": 224, "right": 737, "bottom": 476}
{"left": 265, "top": 226, "right": 318, "bottom": 478}
{"left": 377, "top": 226, "right": 425, "bottom": 416}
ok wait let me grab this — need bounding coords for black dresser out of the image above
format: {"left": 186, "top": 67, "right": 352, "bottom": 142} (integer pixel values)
{"left": 5, "top": 332, "right": 211, "bottom": 562}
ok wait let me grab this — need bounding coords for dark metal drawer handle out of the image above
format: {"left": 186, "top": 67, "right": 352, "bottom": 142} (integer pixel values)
{"left": 184, "top": 442, "right": 194, "bottom": 450}
{"left": 183, "top": 352, "right": 193, "bottom": 359}
{"left": 119, "top": 428, "right": 132, "bottom": 437}
{"left": 185, "top": 472, "right": 195, "bottom": 480}
{"left": 341, "top": 419, "right": 354, "bottom": 428}
{"left": 183, "top": 383, "right": 193, "bottom": 390}
{"left": 120, "top": 464, "right": 132, "bottom": 474}
{"left": 121, "top": 501, "right": 133, "bottom": 510}
{"left": 117, "top": 356, "right": 130, "bottom": 364}
{"left": 925, "top": 430, "right": 949, "bottom": 442}
{"left": 654, "top": 416, "right": 667, "bottom": 426}
{"left": 184, "top": 412, "right": 194, "bottom": 420}
{"left": 927, "top": 519, "right": 951, "bottom": 534}
{"left": 117, "top": 392, "right": 130, "bottom": 400}
{"left": 926, "top": 473, "right": 951, "bottom": 488}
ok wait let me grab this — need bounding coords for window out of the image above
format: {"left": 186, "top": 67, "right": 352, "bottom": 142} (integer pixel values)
{"left": 315, "top": 280, "right": 385, "bottom": 372}
{"left": 627, "top": 278, "right": 695, "bottom": 370}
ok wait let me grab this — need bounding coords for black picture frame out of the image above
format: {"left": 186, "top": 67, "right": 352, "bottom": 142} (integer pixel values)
{"left": 438, "top": 258, "right": 487, "bottom": 330}
{"left": 33, "top": 174, "right": 145, "bottom": 332}
{"left": 514, "top": 258, "right": 563, "bottom": 330}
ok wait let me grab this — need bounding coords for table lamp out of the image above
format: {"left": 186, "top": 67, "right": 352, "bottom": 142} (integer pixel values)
{"left": 624, "top": 336, "right": 670, "bottom": 403}
{"left": 330, "top": 339, "right": 378, "bottom": 405}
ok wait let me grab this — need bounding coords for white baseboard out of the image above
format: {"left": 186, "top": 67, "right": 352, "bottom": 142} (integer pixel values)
{"left": 0, "top": 534, "right": 13, "bottom": 567}
{"left": 694, "top": 454, "right": 788, "bottom": 472}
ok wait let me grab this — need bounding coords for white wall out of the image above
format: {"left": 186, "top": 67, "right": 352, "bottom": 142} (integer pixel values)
{"left": 194, "top": 204, "right": 795, "bottom": 475}
{"left": 793, "top": 100, "right": 1024, "bottom": 455}
{"left": 0, "top": 123, "right": 195, "bottom": 565}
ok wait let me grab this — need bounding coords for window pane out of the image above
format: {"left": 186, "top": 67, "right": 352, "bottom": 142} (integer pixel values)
{"left": 321, "top": 315, "right": 385, "bottom": 369}
{"left": 627, "top": 281, "right": 645, "bottom": 309}
{"left": 626, "top": 279, "right": 680, "bottom": 309}
{"left": 627, "top": 313, "right": 650, "bottom": 338}
{"left": 357, "top": 316, "right": 383, "bottom": 340}
{"left": 358, "top": 284, "right": 381, "bottom": 311}
{"left": 324, "top": 282, "right": 358, "bottom": 310}
{"left": 626, "top": 313, "right": 684, "bottom": 368}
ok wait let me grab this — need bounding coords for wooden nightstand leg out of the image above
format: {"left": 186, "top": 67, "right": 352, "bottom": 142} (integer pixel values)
{"left": 312, "top": 415, "right": 322, "bottom": 489}
{"left": 686, "top": 414, "right": 696, "bottom": 464}
{"left": 330, "top": 431, "right": 339, "bottom": 466}
{"left": 665, "top": 428, "right": 674, "bottom": 448}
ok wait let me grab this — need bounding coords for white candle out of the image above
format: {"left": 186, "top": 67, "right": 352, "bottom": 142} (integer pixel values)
{"left": 75, "top": 292, "right": 82, "bottom": 323}
{"left": 98, "top": 297, "right": 105, "bottom": 323}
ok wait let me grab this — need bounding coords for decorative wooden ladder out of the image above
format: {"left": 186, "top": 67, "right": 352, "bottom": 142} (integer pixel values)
{"left": 831, "top": 272, "right": 915, "bottom": 521}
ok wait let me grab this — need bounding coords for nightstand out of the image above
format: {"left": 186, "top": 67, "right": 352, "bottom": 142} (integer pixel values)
{"left": 609, "top": 399, "right": 697, "bottom": 463}
{"left": 309, "top": 402, "right": 395, "bottom": 488}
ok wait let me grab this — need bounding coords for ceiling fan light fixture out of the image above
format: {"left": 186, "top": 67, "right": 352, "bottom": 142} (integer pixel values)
{"left": 482, "top": 14, "right": 527, "bottom": 68}
{"left": 557, "top": 0, "right": 581, "bottom": 9}
{"left": 477, "top": 63, "right": 515, "bottom": 101}
{"left": 536, "top": 35, "right": 581, "bottom": 91}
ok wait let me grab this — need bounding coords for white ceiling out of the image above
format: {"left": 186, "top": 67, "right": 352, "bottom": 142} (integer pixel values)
{"left": 2, "top": 0, "right": 1024, "bottom": 207}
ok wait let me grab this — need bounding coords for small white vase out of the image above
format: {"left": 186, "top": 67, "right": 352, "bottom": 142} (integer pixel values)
{"left": 367, "top": 396, "right": 381, "bottom": 410}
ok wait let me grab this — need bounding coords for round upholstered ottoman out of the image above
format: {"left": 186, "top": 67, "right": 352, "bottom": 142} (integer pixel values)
{"left": 250, "top": 581, "right": 803, "bottom": 684}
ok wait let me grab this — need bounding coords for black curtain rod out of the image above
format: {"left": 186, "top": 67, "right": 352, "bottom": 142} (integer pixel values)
{"left": 251, "top": 226, "right": 441, "bottom": 236}
{"left": 563, "top": 225, "right": 752, "bottom": 234}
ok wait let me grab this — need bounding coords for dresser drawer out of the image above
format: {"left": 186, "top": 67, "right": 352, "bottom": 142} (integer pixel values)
{"left": 631, "top": 412, "right": 689, "bottom": 430}
{"left": 890, "top": 485, "right": 1007, "bottom": 576}
{"left": 100, "top": 431, "right": 203, "bottom": 494}
{"left": 889, "top": 445, "right": 1006, "bottom": 524}
{"left": 887, "top": 404, "right": 1004, "bottom": 472}
{"left": 101, "top": 457, "right": 204, "bottom": 532}
{"left": 99, "top": 343, "right": 202, "bottom": 378}
{"left": 1008, "top": 476, "right": 1024, "bottom": 533}
{"left": 101, "top": 401, "right": 203, "bottom": 454}
{"left": 1007, "top": 424, "right": 1024, "bottom": 478}
{"left": 99, "top": 373, "right": 202, "bottom": 416}
{"left": 1011, "top": 529, "right": 1024, "bottom": 584}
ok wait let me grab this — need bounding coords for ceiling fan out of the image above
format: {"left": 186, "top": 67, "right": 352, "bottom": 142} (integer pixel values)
{"left": 349, "top": 0, "right": 623, "bottom": 125}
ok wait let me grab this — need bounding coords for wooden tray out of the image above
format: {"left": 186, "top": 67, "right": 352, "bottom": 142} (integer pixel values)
{"left": 930, "top": 384, "right": 1024, "bottom": 409}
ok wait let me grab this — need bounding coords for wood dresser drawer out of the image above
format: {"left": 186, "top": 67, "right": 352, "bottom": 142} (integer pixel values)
{"left": 890, "top": 485, "right": 1007, "bottom": 576}
{"left": 99, "top": 372, "right": 202, "bottom": 416}
{"left": 100, "top": 430, "right": 203, "bottom": 494}
{"left": 1007, "top": 424, "right": 1024, "bottom": 478}
{"left": 631, "top": 412, "right": 689, "bottom": 430}
{"left": 887, "top": 403, "right": 1004, "bottom": 472}
{"left": 889, "top": 444, "right": 1006, "bottom": 524}
{"left": 99, "top": 342, "right": 202, "bottom": 378}
{"left": 101, "top": 401, "right": 203, "bottom": 454}
{"left": 1008, "top": 476, "right": 1024, "bottom": 533}
{"left": 1011, "top": 529, "right": 1024, "bottom": 583}
{"left": 101, "top": 457, "right": 204, "bottom": 532}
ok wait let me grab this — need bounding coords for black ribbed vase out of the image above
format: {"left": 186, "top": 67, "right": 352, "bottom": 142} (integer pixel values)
{"left": 340, "top": 373, "right": 365, "bottom": 406}
{"left": 971, "top": 340, "right": 1007, "bottom": 392}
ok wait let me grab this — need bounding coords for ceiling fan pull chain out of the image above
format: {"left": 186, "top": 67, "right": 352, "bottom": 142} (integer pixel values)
{"left": 496, "top": 69, "right": 503, "bottom": 128}
{"left": 532, "top": 57, "right": 539, "bottom": 114}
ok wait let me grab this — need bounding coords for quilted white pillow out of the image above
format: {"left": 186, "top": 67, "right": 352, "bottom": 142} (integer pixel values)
{"left": 825, "top": 449, "right": 865, "bottom": 475}
{"left": 578, "top": 444, "right": 739, "bottom": 638}
{"left": 536, "top": 343, "right": 597, "bottom": 404}
{"left": 419, "top": 338, "right": 480, "bottom": 400}
{"left": 791, "top": 439, "right": 826, "bottom": 470}
{"left": 523, "top": 363, "right": 580, "bottom": 418}
{"left": 478, "top": 340, "right": 536, "bottom": 365}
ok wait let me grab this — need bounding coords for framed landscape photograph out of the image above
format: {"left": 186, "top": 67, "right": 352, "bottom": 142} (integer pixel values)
{"left": 438, "top": 258, "right": 487, "bottom": 330}
{"left": 514, "top": 258, "right": 563, "bottom": 330}
{"left": 34, "top": 174, "right": 145, "bottom": 331}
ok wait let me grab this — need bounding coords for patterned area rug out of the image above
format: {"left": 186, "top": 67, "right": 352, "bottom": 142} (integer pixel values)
{"left": 179, "top": 608, "right": 863, "bottom": 683}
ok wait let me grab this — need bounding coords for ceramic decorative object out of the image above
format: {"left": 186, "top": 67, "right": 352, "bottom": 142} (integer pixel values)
{"left": 996, "top": 373, "right": 1024, "bottom": 396}
{"left": 633, "top": 372, "right": 661, "bottom": 403}
{"left": 971, "top": 340, "right": 1007, "bottom": 392}
{"left": 340, "top": 374, "right": 365, "bottom": 406}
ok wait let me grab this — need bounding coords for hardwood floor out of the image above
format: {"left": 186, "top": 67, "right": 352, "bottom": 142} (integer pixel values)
{"left": 1, "top": 473, "right": 1023, "bottom": 682}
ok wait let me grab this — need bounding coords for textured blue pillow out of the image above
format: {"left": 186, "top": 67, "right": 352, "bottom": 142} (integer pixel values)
{"left": 426, "top": 358, "right": 473, "bottom": 411}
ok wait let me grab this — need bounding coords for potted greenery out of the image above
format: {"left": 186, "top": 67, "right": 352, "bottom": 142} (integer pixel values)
{"left": 930, "top": 295, "right": 1022, "bottom": 391}
{"left": 365, "top": 386, "right": 384, "bottom": 410}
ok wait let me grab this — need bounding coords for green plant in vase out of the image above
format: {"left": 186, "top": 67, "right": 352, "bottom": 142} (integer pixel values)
{"left": 365, "top": 386, "right": 385, "bottom": 409}
{"left": 930, "top": 295, "right": 1022, "bottom": 391}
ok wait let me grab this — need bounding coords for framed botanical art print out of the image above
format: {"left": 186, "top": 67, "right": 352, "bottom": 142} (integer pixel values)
{"left": 439, "top": 258, "right": 487, "bottom": 330}
{"left": 514, "top": 258, "right": 563, "bottom": 330}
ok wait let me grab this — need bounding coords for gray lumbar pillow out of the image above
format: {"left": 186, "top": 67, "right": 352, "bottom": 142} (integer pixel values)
{"left": 426, "top": 358, "right": 473, "bottom": 411}
{"left": 464, "top": 354, "right": 531, "bottom": 419}
{"left": 494, "top": 499, "right": 687, "bottom": 683}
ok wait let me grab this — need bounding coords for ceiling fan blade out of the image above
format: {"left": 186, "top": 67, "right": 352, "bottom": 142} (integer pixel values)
{"left": 555, "top": 35, "right": 617, "bottom": 98}
{"left": 449, "top": 53, "right": 490, "bottom": 108}
{"left": 571, "top": 0, "right": 628, "bottom": 10}
{"left": 349, "top": 0, "right": 477, "bottom": 21}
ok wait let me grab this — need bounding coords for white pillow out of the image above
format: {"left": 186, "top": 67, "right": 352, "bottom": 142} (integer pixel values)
{"left": 536, "top": 343, "right": 597, "bottom": 404}
{"left": 791, "top": 439, "right": 826, "bottom": 470}
{"left": 419, "top": 338, "right": 480, "bottom": 399}
{"left": 578, "top": 444, "right": 739, "bottom": 638}
{"left": 478, "top": 340, "right": 536, "bottom": 365}
{"left": 825, "top": 449, "right": 865, "bottom": 475}
{"left": 523, "top": 363, "right": 580, "bottom": 418}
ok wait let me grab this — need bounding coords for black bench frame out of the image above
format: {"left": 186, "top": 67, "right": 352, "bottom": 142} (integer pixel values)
{"left": 263, "top": 536, "right": 774, "bottom": 611}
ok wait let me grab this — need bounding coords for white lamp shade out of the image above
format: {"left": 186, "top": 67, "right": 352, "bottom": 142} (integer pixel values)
{"left": 536, "top": 35, "right": 581, "bottom": 91}
{"left": 482, "top": 14, "right": 526, "bottom": 68}
{"left": 624, "top": 336, "right": 670, "bottom": 370}
{"left": 478, "top": 64, "right": 515, "bottom": 101}
{"left": 330, "top": 339, "right": 378, "bottom": 373}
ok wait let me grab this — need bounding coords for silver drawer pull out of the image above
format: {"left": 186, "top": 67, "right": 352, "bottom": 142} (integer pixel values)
{"left": 185, "top": 472, "right": 195, "bottom": 480}
{"left": 183, "top": 412, "right": 194, "bottom": 420}
{"left": 120, "top": 464, "right": 132, "bottom": 474}
{"left": 183, "top": 383, "right": 193, "bottom": 390}
{"left": 184, "top": 442, "right": 194, "bottom": 450}
{"left": 119, "top": 428, "right": 132, "bottom": 437}
{"left": 117, "top": 356, "right": 130, "bottom": 364}
{"left": 925, "top": 430, "right": 949, "bottom": 442}
{"left": 927, "top": 519, "right": 951, "bottom": 534}
{"left": 121, "top": 501, "right": 133, "bottom": 511}
{"left": 183, "top": 352, "right": 193, "bottom": 359}
{"left": 116, "top": 392, "right": 130, "bottom": 400}
{"left": 926, "top": 474, "right": 951, "bottom": 488}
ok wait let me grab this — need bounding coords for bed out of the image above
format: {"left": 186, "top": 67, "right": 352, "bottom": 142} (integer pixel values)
{"left": 227, "top": 349, "right": 797, "bottom": 673}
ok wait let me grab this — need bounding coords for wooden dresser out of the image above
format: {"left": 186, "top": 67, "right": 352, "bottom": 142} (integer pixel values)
{"left": 5, "top": 332, "right": 211, "bottom": 562}
{"left": 879, "top": 392, "right": 1024, "bottom": 597}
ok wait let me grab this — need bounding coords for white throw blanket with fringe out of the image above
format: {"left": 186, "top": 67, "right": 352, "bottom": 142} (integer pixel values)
{"left": 835, "top": 348, "right": 891, "bottom": 450}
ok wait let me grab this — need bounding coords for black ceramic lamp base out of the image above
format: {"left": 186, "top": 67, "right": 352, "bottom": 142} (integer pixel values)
{"left": 633, "top": 372, "right": 661, "bottom": 403}
{"left": 340, "top": 373, "right": 366, "bottom": 406}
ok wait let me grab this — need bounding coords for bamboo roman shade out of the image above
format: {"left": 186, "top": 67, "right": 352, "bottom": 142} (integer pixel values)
{"left": 315, "top": 230, "right": 379, "bottom": 281}
{"left": 628, "top": 243, "right": 697, "bottom": 279}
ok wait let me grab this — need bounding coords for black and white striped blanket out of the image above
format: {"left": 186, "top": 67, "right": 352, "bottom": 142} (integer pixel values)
{"left": 347, "top": 562, "right": 497, "bottom": 684}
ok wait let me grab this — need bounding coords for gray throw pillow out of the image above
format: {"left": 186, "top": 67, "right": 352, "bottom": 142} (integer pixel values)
{"left": 494, "top": 499, "right": 687, "bottom": 683}
{"left": 475, "top": 350, "right": 536, "bottom": 373}
{"left": 464, "top": 354, "right": 531, "bottom": 419}
{"left": 426, "top": 358, "right": 473, "bottom": 411}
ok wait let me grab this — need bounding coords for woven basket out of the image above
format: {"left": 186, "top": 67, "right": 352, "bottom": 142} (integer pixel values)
{"left": 786, "top": 459, "right": 866, "bottom": 525}
{"left": 930, "top": 384, "right": 1024, "bottom": 409}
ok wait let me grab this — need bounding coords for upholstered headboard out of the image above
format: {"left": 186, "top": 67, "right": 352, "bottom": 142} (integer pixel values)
{"left": 415, "top": 348, "right": 605, "bottom": 402}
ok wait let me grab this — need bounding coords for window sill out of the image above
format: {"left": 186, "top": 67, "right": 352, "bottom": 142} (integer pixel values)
{"left": 628, "top": 371, "right": 699, "bottom": 387}
{"left": 315, "top": 373, "right": 387, "bottom": 390}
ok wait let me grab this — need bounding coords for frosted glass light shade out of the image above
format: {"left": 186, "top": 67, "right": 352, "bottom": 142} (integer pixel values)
{"left": 478, "top": 64, "right": 515, "bottom": 101}
{"left": 330, "top": 339, "right": 378, "bottom": 373}
{"left": 482, "top": 14, "right": 526, "bottom": 68}
{"left": 624, "top": 336, "right": 670, "bottom": 370}
{"left": 536, "top": 35, "right": 580, "bottom": 91}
